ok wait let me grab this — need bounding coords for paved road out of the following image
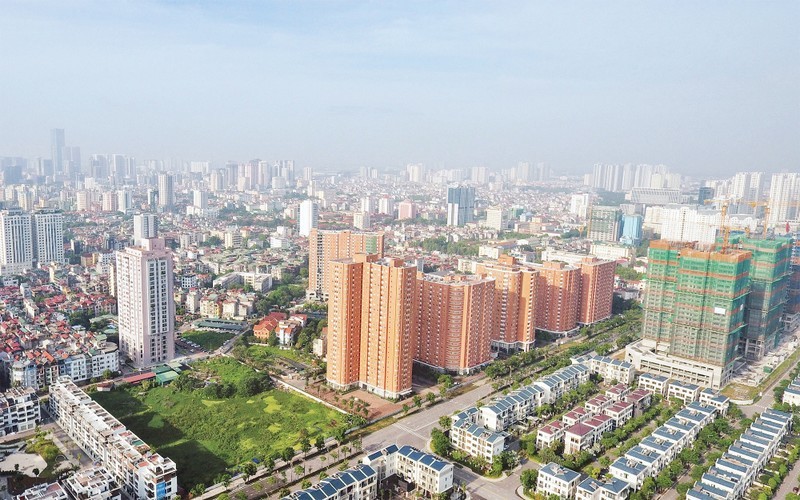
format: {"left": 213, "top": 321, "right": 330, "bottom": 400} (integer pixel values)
{"left": 775, "top": 453, "right": 800, "bottom": 499}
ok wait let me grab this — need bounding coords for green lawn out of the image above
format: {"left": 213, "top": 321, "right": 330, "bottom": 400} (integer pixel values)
{"left": 92, "top": 358, "right": 343, "bottom": 488}
{"left": 248, "top": 344, "right": 310, "bottom": 364}
{"left": 181, "top": 329, "right": 235, "bottom": 351}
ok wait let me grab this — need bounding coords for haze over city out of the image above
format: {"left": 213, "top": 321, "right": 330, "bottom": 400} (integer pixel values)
{"left": 2, "top": 1, "right": 798, "bottom": 175}
{"left": 0, "top": 3, "right": 800, "bottom": 500}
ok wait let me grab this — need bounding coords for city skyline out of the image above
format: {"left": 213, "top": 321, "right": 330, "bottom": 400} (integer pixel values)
{"left": 2, "top": 2, "right": 798, "bottom": 176}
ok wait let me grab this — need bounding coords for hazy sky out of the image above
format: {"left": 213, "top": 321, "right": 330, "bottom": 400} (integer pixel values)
{"left": 1, "top": 1, "right": 798, "bottom": 175}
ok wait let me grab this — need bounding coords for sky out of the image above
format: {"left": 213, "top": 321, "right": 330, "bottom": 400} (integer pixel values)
{"left": 1, "top": 1, "right": 798, "bottom": 176}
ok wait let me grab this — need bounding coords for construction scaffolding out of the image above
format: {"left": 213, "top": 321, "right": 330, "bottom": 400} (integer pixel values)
{"left": 732, "top": 236, "right": 793, "bottom": 359}
{"left": 642, "top": 241, "right": 750, "bottom": 371}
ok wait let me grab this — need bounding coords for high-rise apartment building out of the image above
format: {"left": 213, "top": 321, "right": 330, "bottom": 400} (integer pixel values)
{"left": 0, "top": 209, "right": 33, "bottom": 276}
{"left": 475, "top": 255, "right": 537, "bottom": 351}
{"left": 32, "top": 210, "right": 65, "bottom": 266}
{"left": 193, "top": 189, "right": 208, "bottom": 209}
{"left": 50, "top": 128, "right": 65, "bottom": 177}
{"left": 698, "top": 186, "right": 714, "bottom": 206}
{"left": 736, "top": 237, "right": 792, "bottom": 360}
{"left": 117, "top": 190, "right": 132, "bottom": 214}
{"left": 416, "top": 273, "right": 495, "bottom": 374}
{"left": 132, "top": 214, "right": 158, "bottom": 245}
{"left": 578, "top": 257, "right": 616, "bottom": 325}
{"left": 446, "top": 186, "right": 475, "bottom": 227}
{"left": 588, "top": 205, "right": 623, "bottom": 243}
{"left": 115, "top": 238, "right": 175, "bottom": 368}
{"left": 533, "top": 261, "right": 581, "bottom": 334}
{"left": 638, "top": 241, "right": 750, "bottom": 388}
{"left": 327, "top": 254, "right": 416, "bottom": 399}
{"left": 484, "top": 207, "right": 505, "bottom": 230}
{"left": 353, "top": 211, "right": 371, "bottom": 230}
{"left": 378, "top": 196, "right": 395, "bottom": 216}
{"left": 768, "top": 173, "right": 799, "bottom": 227}
{"left": 307, "top": 229, "right": 385, "bottom": 300}
{"left": 397, "top": 200, "right": 417, "bottom": 220}
{"left": 298, "top": 199, "right": 318, "bottom": 237}
{"left": 157, "top": 173, "right": 175, "bottom": 210}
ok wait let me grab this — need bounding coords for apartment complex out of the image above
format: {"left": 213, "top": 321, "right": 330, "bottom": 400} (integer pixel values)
{"left": 636, "top": 241, "right": 751, "bottom": 388}
{"left": 415, "top": 273, "right": 494, "bottom": 374}
{"left": 632, "top": 237, "right": 793, "bottom": 388}
{"left": 0, "top": 387, "right": 40, "bottom": 436}
{"left": 115, "top": 237, "right": 175, "bottom": 368}
{"left": 446, "top": 186, "right": 475, "bottom": 227}
{"left": 49, "top": 378, "right": 177, "bottom": 500}
{"left": 735, "top": 237, "right": 792, "bottom": 359}
{"left": 0, "top": 209, "right": 65, "bottom": 276}
{"left": 475, "top": 255, "right": 537, "bottom": 351}
{"left": 307, "top": 229, "right": 385, "bottom": 300}
{"left": 327, "top": 254, "right": 416, "bottom": 399}
{"left": 588, "top": 205, "right": 623, "bottom": 242}
{"left": 532, "top": 261, "right": 581, "bottom": 334}
{"left": 578, "top": 256, "right": 616, "bottom": 325}
{"left": 362, "top": 444, "right": 454, "bottom": 496}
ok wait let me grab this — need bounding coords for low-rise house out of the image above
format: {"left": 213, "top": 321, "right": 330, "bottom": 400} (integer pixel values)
{"left": 362, "top": 444, "right": 454, "bottom": 496}
{"left": 782, "top": 377, "right": 800, "bottom": 406}
{"left": 698, "top": 388, "right": 730, "bottom": 415}
{"left": 537, "top": 462, "right": 580, "bottom": 499}
{"left": 15, "top": 482, "right": 69, "bottom": 500}
{"left": 585, "top": 395, "right": 613, "bottom": 415}
{"left": 573, "top": 354, "right": 635, "bottom": 385}
{"left": 0, "top": 387, "right": 40, "bottom": 436}
{"left": 575, "top": 476, "right": 630, "bottom": 500}
{"left": 283, "top": 464, "right": 377, "bottom": 500}
{"left": 605, "top": 383, "right": 630, "bottom": 401}
{"left": 63, "top": 465, "right": 121, "bottom": 500}
{"left": 536, "top": 420, "right": 566, "bottom": 450}
{"left": 625, "top": 388, "right": 653, "bottom": 416}
{"left": 450, "top": 409, "right": 507, "bottom": 462}
{"left": 562, "top": 406, "right": 591, "bottom": 426}
{"left": 667, "top": 380, "right": 701, "bottom": 405}
{"left": 603, "top": 401, "right": 634, "bottom": 428}
{"left": 638, "top": 373, "right": 668, "bottom": 395}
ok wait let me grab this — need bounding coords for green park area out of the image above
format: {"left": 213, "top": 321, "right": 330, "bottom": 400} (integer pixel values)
{"left": 91, "top": 358, "right": 344, "bottom": 488}
{"left": 181, "top": 329, "right": 234, "bottom": 351}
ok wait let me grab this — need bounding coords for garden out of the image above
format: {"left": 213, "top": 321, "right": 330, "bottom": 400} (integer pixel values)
{"left": 91, "top": 358, "right": 345, "bottom": 489}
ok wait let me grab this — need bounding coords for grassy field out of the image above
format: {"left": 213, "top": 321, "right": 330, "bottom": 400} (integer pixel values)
{"left": 92, "top": 358, "right": 343, "bottom": 488}
{"left": 181, "top": 329, "right": 234, "bottom": 351}
{"left": 247, "top": 344, "right": 311, "bottom": 364}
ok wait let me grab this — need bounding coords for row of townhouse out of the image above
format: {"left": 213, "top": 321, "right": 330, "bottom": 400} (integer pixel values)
{"left": 479, "top": 364, "right": 591, "bottom": 433}
{"left": 783, "top": 376, "right": 800, "bottom": 406}
{"left": 537, "top": 462, "right": 630, "bottom": 500}
{"left": 572, "top": 354, "right": 636, "bottom": 385}
{"left": 283, "top": 464, "right": 377, "bottom": 500}
{"left": 284, "top": 444, "right": 455, "bottom": 500}
{"left": 611, "top": 402, "right": 724, "bottom": 489}
{"left": 7, "top": 343, "right": 119, "bottom": 390}
{"left": 450, "top": 364, "right": 591, "bottom": 461}
{"left": 537, "top": 392, "right": 639, "bottom": 454}
{"left": 16, "top": 464, "right": 122, "bottom": 500}
{"left": 638, "top": 373, "right": 731, "bottom": 412}
{"left": 361, "top": 444, "right": 454, "bottom": 496}
{"left": 48, "top": 378, "right": 177, "bottom": 500}
{"left": 687, "top": 409, "right": 792, "bottom": 500}
{"left": 0, "top": 387, "right": 40, "bottom": 436}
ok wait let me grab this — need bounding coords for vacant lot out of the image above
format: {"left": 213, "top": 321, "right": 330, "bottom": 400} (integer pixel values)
{"left": 92, "top": 358, "right": 344, "bottom": 488}
{"left": 181, "top": 329, "right": 234, "bottom": 351}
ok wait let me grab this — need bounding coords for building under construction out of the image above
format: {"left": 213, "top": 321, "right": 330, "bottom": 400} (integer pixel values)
{"left": 734, "top": 236, "right": 793, "bottom": 359}
{"left": 631, "top": 236, "right": 795, "bottom": 389}
{"left": 785, "top": 232, "right": 800, "bottom": 331}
